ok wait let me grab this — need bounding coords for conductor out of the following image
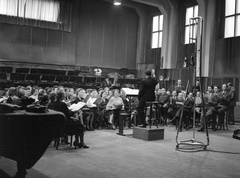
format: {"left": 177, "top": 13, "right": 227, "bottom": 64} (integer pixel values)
{"left": 137, "top": 70, "right": 158, "bottom": 127}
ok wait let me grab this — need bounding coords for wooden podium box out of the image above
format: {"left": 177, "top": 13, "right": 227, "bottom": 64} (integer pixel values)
{"left": 133, "top": 127, "right": 164, "bottom": 141}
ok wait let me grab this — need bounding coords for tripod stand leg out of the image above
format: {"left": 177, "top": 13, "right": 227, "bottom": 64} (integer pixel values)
{"left": 176, "top": 105, "right": 184, "bottom": 148}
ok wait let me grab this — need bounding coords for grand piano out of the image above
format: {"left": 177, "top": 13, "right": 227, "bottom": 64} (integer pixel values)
{"left": 0, "top": 109, "right": 66, "bottom": 177}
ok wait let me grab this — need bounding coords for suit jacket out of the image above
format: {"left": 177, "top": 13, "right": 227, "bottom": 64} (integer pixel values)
{"left": 229, "top": 87, "right": 236, "bottom": 107}
{"left": 138, "top": 76, "right": 158, "bottom": 102}
{"left": 174, "top": 85, "right": 185, "bottom": 94}
{"left": 158, "top": 93, "right": 170, "bottom": 105}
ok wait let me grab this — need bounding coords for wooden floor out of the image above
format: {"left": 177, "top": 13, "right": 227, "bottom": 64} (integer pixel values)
{"left": 1, "top": 123, "right": 240, "bottom": 178}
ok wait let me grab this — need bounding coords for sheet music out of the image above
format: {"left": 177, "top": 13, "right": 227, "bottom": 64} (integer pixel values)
{"left": 68, "top": 102, "right": 86, "bottom": 112}
{"left": 121, "top": 88, "right": 139, "bottom": 96}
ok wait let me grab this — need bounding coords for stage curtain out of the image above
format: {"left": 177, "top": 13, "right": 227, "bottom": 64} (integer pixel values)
{"left": 0, "top": 0, "right": 72, "bottom": 32}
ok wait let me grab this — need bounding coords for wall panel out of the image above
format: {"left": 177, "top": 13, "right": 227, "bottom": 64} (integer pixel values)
{"left": 89, "top": 5, "right": 105, "bottom": 67}
{"left": 115, "top": 15, "right": 128, "bottom": 68}
{"left": 76, "top": 7, "right": 92, "bottom": 66}
{"left": 0, "top": 43, "right": 14, "bottom": 59}
{"left": 0, "top": 0, "right": 139, "bottom": 70}
{"left": 31, "top": 28, "right": 47, "bottom": 61}
{"left": 0, "top": 23, "right": 14, "bottom": 42}
{"left": 13, "top": 43, "right": 30, "bottom": 61}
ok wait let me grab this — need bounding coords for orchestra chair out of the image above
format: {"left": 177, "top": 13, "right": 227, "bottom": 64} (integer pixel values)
{"left": 54, "top": 114, "right": 82, "bottom": 150}
{"left": 54, "top": 134, "right": 74, "bottom": 150}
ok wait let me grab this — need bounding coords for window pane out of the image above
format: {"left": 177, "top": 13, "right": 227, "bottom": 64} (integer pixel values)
{"left": 185, "top": 26, "right": 190, "bottom": 44}
{"left": 159, "top": 15, "right": 163, "bottom": 30}
{"left": 236, "top": 15, "right": 240, "bottom": 36}
{"left": 153, "top": 16, "right": 159, "bottom": 32}
{"left": 225, "top": 17, "right": 235, "bottom": 38}
{"left": 237, "top": 0, "right": 240, "bottom": 13}
{"left": 190, "top": 24, "right": 197, "bottom": 43}
{"left": 194, "top": 5, "right": 198, "bottom": 18}
{"left": 186, "top": 7, "right": 193, "bottom": 25}
{"left": 225, "top": 0, "right": 236, "bottom": 16}
{"left": 159, "top": 32, "right": 162, "bottom": 48}
{"left": 152, "top": 32, "right": 159, "bottom": 48}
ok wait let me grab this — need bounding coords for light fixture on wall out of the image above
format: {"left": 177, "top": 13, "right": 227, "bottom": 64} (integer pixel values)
{"left": 114, "top": 0, "right": 121, "bottom": 6}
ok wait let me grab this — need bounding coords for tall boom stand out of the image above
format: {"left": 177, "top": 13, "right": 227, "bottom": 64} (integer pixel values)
{"left": 175, "top": 17, "right": 209, "bottom": 150}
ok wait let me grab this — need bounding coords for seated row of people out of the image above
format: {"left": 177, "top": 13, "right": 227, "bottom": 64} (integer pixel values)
{"left": 151, "top": 82, "right": 236, "bottom": 131}
{"left": 0, "top": 85, "right": 133, "bottom": 132}
{"left": 0, "top": 81, "right": 236, "bottom": 134}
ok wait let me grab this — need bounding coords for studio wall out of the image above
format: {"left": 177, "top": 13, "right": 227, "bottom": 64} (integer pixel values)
{"left": 75, "top": 0, "right": 138, "bottom": 69}
{"left": 0, "top": 0, "right": 139, "bottom": 70}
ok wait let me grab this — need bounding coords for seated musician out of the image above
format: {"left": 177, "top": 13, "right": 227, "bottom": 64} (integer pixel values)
{"left": 96, "top": 90, "right": 109, "bottom": 128}
{"left": 29, "top": 86, "right": 39, "bottom": 102}
{"left": 167, "top": 91, "right": 184, "bottom": 125}
{"left": 198, "top": 85, "right": 219, "bottom": 132}
{"left": 120, "top": 89, "right": 131, "bottom": 113}
{"left": 48, "top": 90, "right": 89, "bottom": 149}
{"left": 0, "top": 88, "right": 8, "bottom": 103}
{"left": 174, "top": 92, "right": 194, "bottom": 131}
{"left": 227, "top": 83, "right": 236, "bottom": 125}
{"left": 71, "top": 88, "right": 94, "bottom": 131}
{"left": 155, "top": 88, "right": 162, "bottom": 101}
{"left": 106, "top": 89, "right": 124, "bottom": 129}
{"left": 118, "top": 89, "right": 132, "bottom": 126}
{"left": 157, "top": 88, "right": 170, "bottom": 122}
{"left": 86, "top": 89, "right": 104, "bottom": 130}
{"left": 11, "top": 87, "right": 25, "bottom": 106}
{"left": 192, "top": 80, "right": 201, "bottom": 94}
{"left": 65, "top": 88, "right": 76, "bottom": 103}
{"left": 39, "top": 94, "right": 49, "bottom": 106}
{"left": 194, "top": 91, "right": 202, "bottom": 121}
{"left": 6, "top": 87, "right": 18, "bottom": 104}
{"left": 174, "top": 79, "right": 185, "bottom": 95}
{"left": 216, "top": 84, "right": 230, "bottom": 126}
{"left": 106, "top": 89, "right": 113, "bottom": 100}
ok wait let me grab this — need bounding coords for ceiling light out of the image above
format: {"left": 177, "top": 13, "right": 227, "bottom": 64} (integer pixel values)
{"left": 114, "top": 0, "right": 121, "bottom": 6}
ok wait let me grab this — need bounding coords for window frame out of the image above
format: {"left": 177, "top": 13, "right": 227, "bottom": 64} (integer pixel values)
{"left": 224, "top": 0, "right": 240, "bottom": 38}
{"left": 151, "top": 14, "right": 163, "bottom": 49}
{"left": 184, "top": 5, "right": 199, "bottom": 44}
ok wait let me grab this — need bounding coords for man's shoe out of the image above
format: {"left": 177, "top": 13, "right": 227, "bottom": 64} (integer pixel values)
{"left": 79, "top": 143, "right": 89, "bottom": 149}
{"left": 198, "top": 128, "right": 205, "bottom": 132}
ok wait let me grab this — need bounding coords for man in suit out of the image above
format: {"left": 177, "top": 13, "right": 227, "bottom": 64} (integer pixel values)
{"left": 227, "top": 83, "right": 236, "bottom": 125}
{"left": 174, "top": 79, "right": 185, "bottom": 95}
{"left": 137, "top": 70, "right": 158, "bottom": 127}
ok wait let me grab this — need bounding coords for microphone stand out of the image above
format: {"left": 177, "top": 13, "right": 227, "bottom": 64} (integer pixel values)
{"left": 175, "top": 17, "right": 209, "bottom": 150}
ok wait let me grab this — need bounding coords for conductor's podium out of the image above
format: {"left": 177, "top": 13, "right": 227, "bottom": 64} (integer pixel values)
{"left": 133, "top": 127, "right": 164, "bottom": 141}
